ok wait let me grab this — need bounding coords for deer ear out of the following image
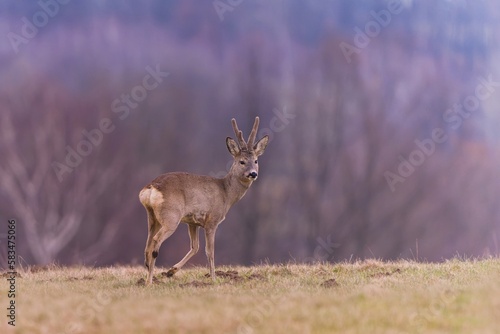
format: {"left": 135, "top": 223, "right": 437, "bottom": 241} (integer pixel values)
{"left": 253, "top": 135, "right": 269, "bottom": 157}
{"left": 226, "top": 137, "right": 240, "bottom": 156}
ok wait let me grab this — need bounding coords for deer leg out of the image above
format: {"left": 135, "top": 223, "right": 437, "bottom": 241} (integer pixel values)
{"left": 166, "top": 224, "right": 200, "bottom": 277}
{"left": 204, "top": 227, "right": 217, "bottom": 281}
{"left": 144, "top": 208, "right": 160, "bottom": 270}
{"left": 145, "top": 212, "right": 180, "bottom": 285}
{"left": 144, "top": 209, "right": 162, "bottom": 285}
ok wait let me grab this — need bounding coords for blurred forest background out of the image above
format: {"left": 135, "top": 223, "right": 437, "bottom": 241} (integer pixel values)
{"left": 1, "top": 0, "right": 500, "bottom": 268}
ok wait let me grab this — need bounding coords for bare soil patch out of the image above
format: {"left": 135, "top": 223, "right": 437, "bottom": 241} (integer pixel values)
{"left": 0, "top": 271, "right": 22, "bottom": 278}
{"left": 136, "top": 276, "right": 161, "bottom": 285}
{"left": 369, "top": 268, "right": 402, "bottom": 278}
{"left": 28, "top": 264, "right": 58, "bottom": 273}
{"left": 204, "top": 270, "right": 266, "bottom": 282}
{"left": 321, "top": 278, "right": 339, "bottom": 288}
{"left": 179, "top": 281, "right": 212, "bottom": 288}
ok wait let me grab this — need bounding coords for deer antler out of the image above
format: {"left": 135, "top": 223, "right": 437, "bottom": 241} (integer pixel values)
{"left": 231, "top": 118, "right": 247, "bottom": 149}
{"left": 247, "top": 117, "right": 260, "bottom": 148}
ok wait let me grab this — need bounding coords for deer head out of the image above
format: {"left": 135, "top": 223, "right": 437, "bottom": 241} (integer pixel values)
{"left": 226, "top": 117, "right": 269, "bottom": 184}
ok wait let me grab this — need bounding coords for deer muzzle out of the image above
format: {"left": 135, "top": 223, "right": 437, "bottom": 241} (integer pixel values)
{"left": 248, "top": 172, "right": 258, "bottom": 179}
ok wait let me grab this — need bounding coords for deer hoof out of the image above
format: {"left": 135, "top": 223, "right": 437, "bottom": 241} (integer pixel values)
{"left": 165, "top": 267, "right": 178, "bottom": 277}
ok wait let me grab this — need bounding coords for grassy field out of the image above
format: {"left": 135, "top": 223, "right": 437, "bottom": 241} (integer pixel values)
{"left": 1, "top": 258, "right": 499, "bottom": 334}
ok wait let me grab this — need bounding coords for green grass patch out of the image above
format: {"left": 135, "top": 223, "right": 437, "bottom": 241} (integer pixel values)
{"left": 1, "top": 258, "right": 499, "bottom": 333}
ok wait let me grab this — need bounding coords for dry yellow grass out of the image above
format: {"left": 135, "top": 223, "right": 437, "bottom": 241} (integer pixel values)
{"left": 1, "top": 258, "right": 499, "bottom": 334}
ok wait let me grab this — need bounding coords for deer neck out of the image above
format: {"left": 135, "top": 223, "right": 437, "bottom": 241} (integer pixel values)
{"left": 222, "top": 172, "right": 252, "bottom": 207}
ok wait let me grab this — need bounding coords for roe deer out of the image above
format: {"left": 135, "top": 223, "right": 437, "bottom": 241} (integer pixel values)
{"left": 139, "top": 117, "right": 269, "bottom": 284}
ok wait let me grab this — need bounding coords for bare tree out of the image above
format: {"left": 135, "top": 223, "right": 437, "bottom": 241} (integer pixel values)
{"left": 0, "top": 88, "right": 133, "bottom": 264}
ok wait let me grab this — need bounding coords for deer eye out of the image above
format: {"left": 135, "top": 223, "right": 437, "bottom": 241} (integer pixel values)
{"left": 254, "top": 160, "right": 258, "bottom": 164}
{"left": 239, "top": 161, "right": 245, "bottom": 165}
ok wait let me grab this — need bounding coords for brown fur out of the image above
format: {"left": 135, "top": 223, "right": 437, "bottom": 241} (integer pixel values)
{"left": 139, "top": 117, "right": 269, "bottom": 284}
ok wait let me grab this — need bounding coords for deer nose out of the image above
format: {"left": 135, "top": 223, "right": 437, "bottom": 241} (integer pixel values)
{"left": 249, "top": 172, "right": 258, "bottom": 179}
